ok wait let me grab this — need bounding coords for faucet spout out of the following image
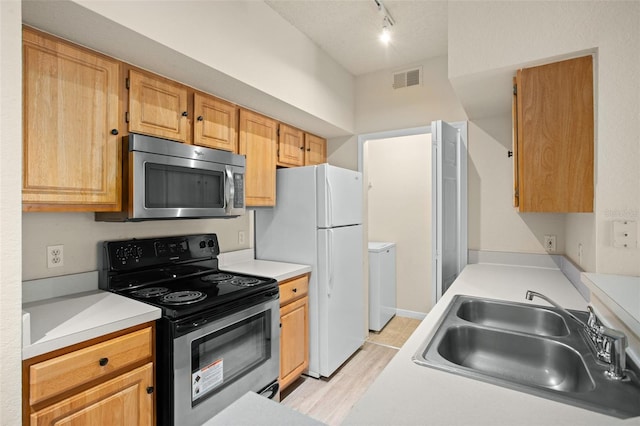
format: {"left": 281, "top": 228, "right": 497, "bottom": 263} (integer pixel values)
{"left": 525, "top": 290, "right": 590, "bottom": 330}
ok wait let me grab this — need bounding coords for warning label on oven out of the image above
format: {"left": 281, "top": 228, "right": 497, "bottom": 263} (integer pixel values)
{"left": 192, "top": 358, "right": 223, "bottom": 401}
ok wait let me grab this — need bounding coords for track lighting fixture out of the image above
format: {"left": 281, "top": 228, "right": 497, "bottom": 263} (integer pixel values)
{"left": 374, "top": 0, "right": 395, "bottom": 45}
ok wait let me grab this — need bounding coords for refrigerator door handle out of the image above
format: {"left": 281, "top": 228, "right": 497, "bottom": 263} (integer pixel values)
{"left": 328, "top": 229, "right": 334, "bottom": 297}
{"left": 326, "top": 176, "right": 333, "bottom": 227}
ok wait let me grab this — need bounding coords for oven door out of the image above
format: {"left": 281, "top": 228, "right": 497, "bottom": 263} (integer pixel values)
{"left": 172, "top": 297, "right": 280, "bottom": 426}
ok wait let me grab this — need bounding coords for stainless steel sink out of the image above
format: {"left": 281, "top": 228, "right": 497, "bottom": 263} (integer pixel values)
{"left": 413, "top": 295, "right": 640, "bottom": 418}
{"left": 438, "top": 326, "right": 595, "bottom": 392}
{"left": 456, "top": 298, "right": 569, "bottom": 337}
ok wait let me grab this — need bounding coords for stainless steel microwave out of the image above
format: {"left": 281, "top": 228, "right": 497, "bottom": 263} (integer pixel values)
{"left": 96, "top": 133, "right": 245, "bottom": 221}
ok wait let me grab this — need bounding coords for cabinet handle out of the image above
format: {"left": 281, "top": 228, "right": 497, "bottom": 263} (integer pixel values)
{"left": 292, "top": 288, "right": 297, "bottom": 293}
{"left": 146, "top": 386, "right": 154, "bottom": 394}
{"left": 99, "top": 357, "right": 109, "bottom": 366}
{"left": 507, "top": 150, "right": 513, "bottom": 158}
{"left": 181, "top": 111, "right": 188, "bottom": 117}
{"left": 110, "top": 129, "right": 119, "bottom": 135}
{"left": 197, "top": 116, "right": 204, "bottom": 122}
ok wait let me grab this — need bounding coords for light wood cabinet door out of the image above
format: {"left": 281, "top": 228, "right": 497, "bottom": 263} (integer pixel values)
{"left": 29, "top": 327, "right": 152, "bottom": 405}
{"left": 238, "top": 109, "right": 277, "bottom": 206}
{"left": 304, "top": 133, "right": 327, "bottom": 166}
{"left": 30, "top": 363, "right": 154, "bottom": 426}
{"left": 128, "top": 69, "right": 189, "bottom": 143}
{"left": 279, "top": 296, "right": 309, "bottom": 391}
{"left": 514, "top": 55, "right": 594, "bottom": 212}
{"left": 277, "top": 124, "right": 305, "bottom": 167}
{"left": 22, "top": 27, "right": 121, "bottom": 212}
{"left": 193, "top": 92, "right": 237, "bottom": 152}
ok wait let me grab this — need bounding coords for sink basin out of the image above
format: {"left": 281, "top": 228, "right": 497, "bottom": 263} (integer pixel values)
{"left": 456, "top": 299, "right": 569, "bottom": 337}
{"left": 414, "top": 295, "right": 640, "bottom": 418}
{"left": 438, "top": 326, "right": 594, "bottom": 392}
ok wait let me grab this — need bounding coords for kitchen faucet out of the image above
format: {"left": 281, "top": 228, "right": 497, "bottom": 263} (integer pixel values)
{"left": 525, "top": 290, "right": 628, "bottom": 380}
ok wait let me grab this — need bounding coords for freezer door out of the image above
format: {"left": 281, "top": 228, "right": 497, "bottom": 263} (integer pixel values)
{"left": 317, "top": 164, "right": 363, "bottom": 228}
{"left": 317, "top": 225, "right": 365, "bottom": 377}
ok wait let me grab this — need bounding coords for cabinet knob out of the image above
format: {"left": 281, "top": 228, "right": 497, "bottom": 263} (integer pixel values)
{"left": 197, "top": 116, "right": 204, "bottom": 122}
{"left": 181, "top": 111, "right": 188, "bottom": 117}
{"left": 307, "top": 148, "right": 311, "bottom": 151}
{"left": 99, "top": 357, "right": 109, "bottom": 366}
{"left": 146, "top": 386, "right": 154, "bottom": 394}
{"left": 507, "top": 150, "right": 513, "bottom": 158}
{"left": 292, "top": 288, "right": 297, "bottom": 293}
{"left": 110, "top": 129, "right": 119, "bottom": 135}
{"left": 300, "top": 146, "right": 304, "bottom": 150}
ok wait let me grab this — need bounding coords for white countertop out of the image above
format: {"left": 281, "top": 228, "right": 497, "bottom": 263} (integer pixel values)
{"left": 219, "top": 249, "right": 311, "bottom": 282}
{"left": 343, "top": 263, "right": 640, "bottom": 426}
{"left": 22, "top": 273, "right": 160, "bottom": 360}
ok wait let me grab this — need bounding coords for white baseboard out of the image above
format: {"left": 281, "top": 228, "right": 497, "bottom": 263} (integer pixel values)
{"left": 395, "top": 308, "right": 427, "bottom": 320}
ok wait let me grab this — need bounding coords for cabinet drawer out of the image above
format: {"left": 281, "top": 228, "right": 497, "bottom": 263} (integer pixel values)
{"left": 279, "top": 275, "right": 309, "bottom": 306}
{"left": 30, "top": 327, "right": 153, "bottom": 405}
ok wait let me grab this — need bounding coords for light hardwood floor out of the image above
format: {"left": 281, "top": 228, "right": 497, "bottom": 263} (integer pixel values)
{"left": 281, "top": 316, "right": 421, "bottom": 425}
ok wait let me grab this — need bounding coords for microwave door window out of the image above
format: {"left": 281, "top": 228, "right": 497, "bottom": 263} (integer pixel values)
{"left": 145, "top": 163, "right": 224, "bottom": 209}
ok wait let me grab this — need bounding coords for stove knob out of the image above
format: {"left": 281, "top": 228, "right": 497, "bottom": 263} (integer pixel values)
{"left": 207, "top": 239, "right": 215, "bottom": 248}
{"left": 199, "top": 241, "right": 206, "bottom": 249}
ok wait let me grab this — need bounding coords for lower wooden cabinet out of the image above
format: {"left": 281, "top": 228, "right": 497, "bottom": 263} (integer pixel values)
{"left": 279, "top": 274, "right": 309, "bottom": 391}
{"left": 23, "top": 323, "right": 155, "bottom": 426}
{"left": 29, "top": 363, "right": 153, "bottom": 426}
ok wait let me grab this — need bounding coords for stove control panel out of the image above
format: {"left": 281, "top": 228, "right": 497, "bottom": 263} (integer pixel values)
{"left": 104, "top": 234, "right": 220, "bottom": 271}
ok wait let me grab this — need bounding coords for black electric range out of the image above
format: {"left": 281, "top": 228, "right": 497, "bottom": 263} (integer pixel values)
{"left": 99, "top": 234, "right": 278, "bottom": 320}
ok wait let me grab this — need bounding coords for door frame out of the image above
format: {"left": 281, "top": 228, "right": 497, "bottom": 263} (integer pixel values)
{"left": 432, "top": 121, "right": 468, "bottom": 305}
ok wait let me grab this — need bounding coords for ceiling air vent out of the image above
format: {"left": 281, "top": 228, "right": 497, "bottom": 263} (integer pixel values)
{"left": 392, "top": 67, "right": 422, "bottom": 89}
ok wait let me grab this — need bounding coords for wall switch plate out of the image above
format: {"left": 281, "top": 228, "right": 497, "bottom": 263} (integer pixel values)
{"left": 238, "top": 231, "right": 246, "bottom": 245}
{"left": 47, "top": 245, "right": 64, "bottom": 268}
{"left": 613, "top": 220, "right": 637, "bottom": 248}
{"left": 544, "top": 235, "right": 556, "bottom": 252}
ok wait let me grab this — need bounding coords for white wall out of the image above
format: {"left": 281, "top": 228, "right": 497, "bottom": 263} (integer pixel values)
{"left": 1, "top": 1, "right": 23, "bottom": 424}
{"left": 467, "top": 117, "right": 566, "bottom": 255}
{"left": 329, "top": 56, "right": 467, "bottom": 170}
{"left": 22, "top": 0, "right": 355, "bottom": 138}
{"left": 367, "top": 134, "right": 432, "bottom": 314}
{"left": 22, "top": 213, "right": 251, "bottom": 281}
{"left": 449, "top": 1, "right": 640, "bottom": 275}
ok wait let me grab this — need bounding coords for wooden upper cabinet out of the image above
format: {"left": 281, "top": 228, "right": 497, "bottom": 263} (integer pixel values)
{"left": 239, "top": 109, "right": 277, "bottom": 206}
{"left": 304, "top": 133, "right": 327, "bottom": 166}
{"left": 193, "top": 92, "right": 238, "bottom": 152}
{"left": 277, "top": 124, "right": 305, "bottom": 167}
{"left": 128, "top": 69, "right": 189, "bottom": 143}
{"left": 513, "top": 55, "right": 594, "bottom": 213}
{"left": 22, "top": 27, "right": 121, "bottom": 212}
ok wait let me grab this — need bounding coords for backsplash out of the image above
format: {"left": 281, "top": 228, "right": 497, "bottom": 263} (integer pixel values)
{"left": 22, "top": 211, "right": 252, "bottom": 281}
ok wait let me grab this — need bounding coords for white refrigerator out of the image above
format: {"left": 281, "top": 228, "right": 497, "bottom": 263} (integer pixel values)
{"left": 255, "top": 164, "right": 365, "bottom": 378}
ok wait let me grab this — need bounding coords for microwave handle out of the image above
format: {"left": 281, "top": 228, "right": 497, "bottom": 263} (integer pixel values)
{"left": 225, "top": 166, "right": 234, "bottom": 213}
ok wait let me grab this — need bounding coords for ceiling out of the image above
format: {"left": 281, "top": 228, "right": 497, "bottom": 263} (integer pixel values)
{"left": 265, "top": 0, "right": 448, "bottom": 76}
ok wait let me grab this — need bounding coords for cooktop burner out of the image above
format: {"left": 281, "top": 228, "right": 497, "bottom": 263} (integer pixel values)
{"left": 132, "top": 287, "right": 171, "bottom": 298}
{"left": 228, "top": 277, "right": 262, "bottom": 287}
{"left": 160, "top": 290, "right": 207, "bottom": 305}
{"left": 201, "top": 273, "right": 234, "bottom": 282}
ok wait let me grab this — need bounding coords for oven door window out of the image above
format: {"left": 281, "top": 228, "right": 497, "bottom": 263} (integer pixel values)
{"left": 145, "top": 163, "right": 224, "bottom": 209}
{"left": 190, "top": 310, "right": 271, "bottom": 405}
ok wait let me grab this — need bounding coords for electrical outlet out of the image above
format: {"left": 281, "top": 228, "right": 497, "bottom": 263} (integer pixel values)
{"left": 47, "top": 245, "right": 64, "bottom": 268}
{"left": 238, "top": 231, "right": 246, "bottom": 245}
{"left": 544, "top": 235, "right": 556, "bottom": 252}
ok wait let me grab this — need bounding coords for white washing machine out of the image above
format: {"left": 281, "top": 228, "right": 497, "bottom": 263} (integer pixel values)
{"left": 368, "top": 242, "right": 396, "bottom": 331}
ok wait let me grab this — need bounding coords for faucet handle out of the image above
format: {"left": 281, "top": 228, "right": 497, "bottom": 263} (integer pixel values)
{"left": 587, "top": 306, "right": 599, "bottom": 329}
